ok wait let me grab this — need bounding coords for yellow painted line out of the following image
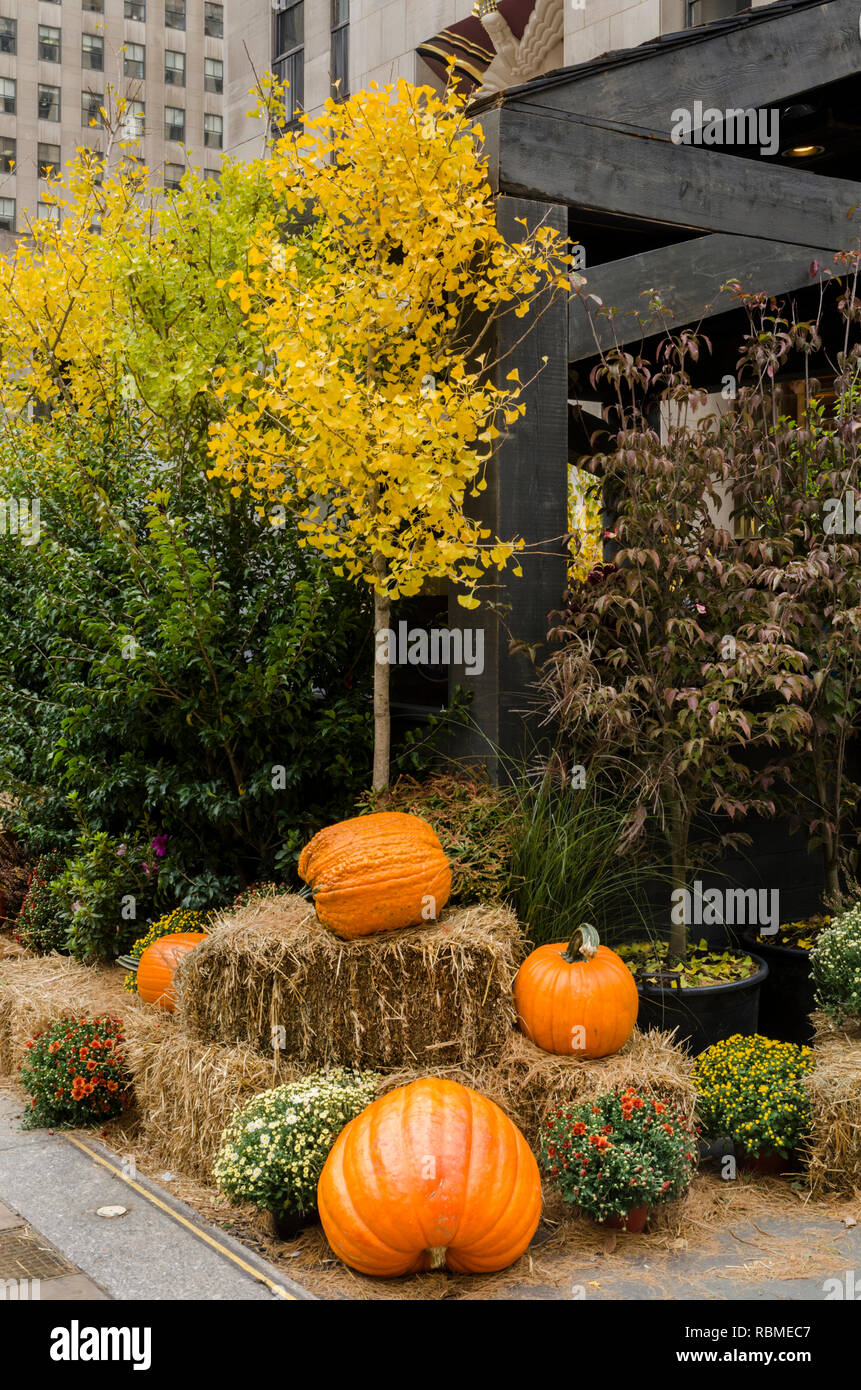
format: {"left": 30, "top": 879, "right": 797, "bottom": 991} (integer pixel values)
{"left": 61, "top": 1133, "right": 299, "bottom": 1301}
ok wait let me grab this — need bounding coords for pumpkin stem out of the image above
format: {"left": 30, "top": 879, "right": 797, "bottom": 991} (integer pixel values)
{"left": 428, "top": 1246, "right": 448, "bottom": 1270}
{"left": 562, "top": 922, "right": 601, "bottom": 964}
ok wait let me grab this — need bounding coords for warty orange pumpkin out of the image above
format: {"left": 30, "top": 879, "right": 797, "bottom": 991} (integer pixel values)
{"left": 136, "top": 931, "right": 208, "bottom": 1012}
{"left": 297, "top": 811, "right": 451, "bottom": 939}
{"left": 317, "top": 1077, "right": 541, "bottom": 1276}
{"left": 514, "top": 923, "right": 638, "bottom": 1058}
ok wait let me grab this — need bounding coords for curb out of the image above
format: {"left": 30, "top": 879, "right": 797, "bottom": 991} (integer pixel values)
{"left": 60, "top": 1130, "right": 317, "bottom": 1302}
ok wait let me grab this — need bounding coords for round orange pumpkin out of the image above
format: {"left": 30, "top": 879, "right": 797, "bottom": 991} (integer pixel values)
{"left": 317, "top": 1077, "right": 541, "bottom": 1276}
{"left": 136, "top": 932, "right": 208, "bottom": 1012}
{"left": 514, "top": 923, "right": 638, "bottom": 1058}
{"left": 298, "top": 811, "right": 451, "bottom": 939}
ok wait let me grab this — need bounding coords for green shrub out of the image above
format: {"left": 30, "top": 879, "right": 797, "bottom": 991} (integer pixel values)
{"left": 693, "top": 1034, "right": 813, "bottom": 1159}
{"left": 19, "top": 1015, "right": 132, "bottom": 1129}
{"left": 14, "top": 852, "right": 71, "bottom": 954}
{"left": 810, "top": 905, "right": 861, "bottom": 1023}
{"left": 50, "top": 831, "right": 160, "bottom": 962}
{"left": 214, "top": 1069, "right": 380, "bottom": 1223}
{"left": 0, "top": 432, "right": 382, "bottom": 916}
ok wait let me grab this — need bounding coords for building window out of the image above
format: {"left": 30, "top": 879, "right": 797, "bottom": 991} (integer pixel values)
{"left": 0, "top": 78, "right": 16, "bottom": 116}
{"left": 0, "top": 197, "right": 15, "bottom": 233}
{"left": 38, "top": 143, "right": 61, "bottom": 178}
{"left": 83, "top": 0, "right": 104, "bottom": 12}
{"left": 687, "top": 0, "right": 746, "bottom": 25}
{"left": 204, "top": 167, "right": 219, "bottom": 182}
{"left": 0, "top": 17, "right": 16, "bottom": 55}
{"left": 37, "top": 201, "right": 60, "bottom": 224}
{"left": 274, "top": 3, "right": 304, "bottom": 125}
{"left": 204, "top": 113, "right": 222, "bottom": 149}
{"left": 331, "top": 0, "right": 348, "bottom": 100}
{"left": 204, "top": 2, "right": 223, "bottom": 39}
{"left": 125, "top": 0, "right": 146, "bottom": 18}
{"left": 81, "top": 89, "right": 104, "bottom": 128}
{"left": 0, "top": 137, "right": 15, "bottom": 174}
{"left": 123, "top": 99, "right": 145, "bottom": 137}
{"left": 125, "top": 42, "right": 145, "bottom": 79}
{"left": 38, "top": 25, "right": 62, "bottom": 63}
{"left": 165, "top": 51, "right": 185, "bottom": 86}
{"left": 164, "top": 162, "right": 184, "bottom": 191}
{"left": 82, "top": 33, "right": 104, "bottom": 71}
{"left": 165, "top": 0, "right": 186, "bottom": 30}
{"left": 164, "top": 106, "right": 185, "bottom": 143}
{"left": 40, "top": 85, "right": 62, "bottom": 122}
{"left": 204, "top": 57, "right": 223, "bottom": 95}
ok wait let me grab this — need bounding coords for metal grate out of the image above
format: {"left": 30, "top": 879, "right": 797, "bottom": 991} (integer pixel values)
{"left": 0, "top": 1228, "right": 74, "bottom": 1281}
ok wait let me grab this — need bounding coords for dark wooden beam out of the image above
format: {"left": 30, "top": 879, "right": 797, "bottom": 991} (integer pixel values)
{"left": 504, "top": 0, "right": 861, "bottom": 133}
{"left": 448, "top": 196, "right": 569, "bottom": 776}
{"left": 570, "top": 234, "right": 838, "bottom": 361}
{"left": 496, "top": 107, "right": 861, "bottom": 250}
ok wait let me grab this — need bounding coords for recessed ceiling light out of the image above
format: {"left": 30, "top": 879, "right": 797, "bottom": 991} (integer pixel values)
{"left": 781, "top": 143, "right": 825, "bottom": 158}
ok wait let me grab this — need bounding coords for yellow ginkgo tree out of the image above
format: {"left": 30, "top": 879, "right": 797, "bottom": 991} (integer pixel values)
{"left": 208, "top": 79, "right": 571, "bottom": 790}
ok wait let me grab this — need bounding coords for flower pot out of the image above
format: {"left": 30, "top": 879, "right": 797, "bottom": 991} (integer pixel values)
{"left": 739, "top": 934, "right": 815, "bottom": 1045}
{"left": 735, "top": 1146, "right": 797, "bottom": 1176}
{"left": 597, "top": 1205, "right": 649, "bottom": 1233}
{"left": 636, "top": 953, "right": 768, "bottom": 1055}
{"left": 272, "top": 1208, "right": 315, "bottom": 1240}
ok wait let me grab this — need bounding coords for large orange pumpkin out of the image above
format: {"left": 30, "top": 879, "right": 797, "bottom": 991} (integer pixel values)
{"left": 514, "top": 923, "right": 638, "bottom": 1058}
{"left": 317, "top": 1077, "right": 541, "bottom": 1276}
{"left": 298, "top": 811, "right": 451, "bottom": 939}
{"left": 136, "top": 932, "right": 208, "bottom": 1012}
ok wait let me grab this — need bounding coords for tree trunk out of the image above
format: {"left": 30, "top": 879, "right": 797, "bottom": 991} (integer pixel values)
{"left": 373, "top": 584, "right": 391, "bottom": 793}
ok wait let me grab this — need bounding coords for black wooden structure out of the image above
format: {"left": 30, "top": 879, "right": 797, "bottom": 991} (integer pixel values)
{"left": 443, "top": 0, "right": 861, "bottom": 784}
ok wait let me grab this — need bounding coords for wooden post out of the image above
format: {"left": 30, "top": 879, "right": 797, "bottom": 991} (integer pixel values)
{"left": 448, "top": 195, "right": 569, "bottom": 781}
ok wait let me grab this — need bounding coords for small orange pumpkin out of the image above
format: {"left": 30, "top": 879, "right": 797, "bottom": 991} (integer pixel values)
{"left": 136, "top": 931, "right": 208, "bottom": 1012}
{"left": 514, "top": 923, "right": 638, "bottom": 1058}
{"left": 298, "top": 811, "right": 451, "bottom": 939}
{"left": 317, "top": 1077, "right": 541, "bottom": 1276}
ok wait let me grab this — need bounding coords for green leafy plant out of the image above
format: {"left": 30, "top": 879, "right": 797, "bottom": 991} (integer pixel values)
{"left": 50, "top": 831, "right": 159, "bottom": 962}
{"left": 615, "top": 939, "right": 758, "bottom": 988}
{"left": 810, "top": 905, "right": 861, "bottom": 1022}
{"left": 213, "top": 1069, "right": 380, "bottom": 1224}
{"left": 693, "top": 1034, "right": 813, "bottom": 1158}
{"left": 14, "top": 852, "right": 71, "bottom": 954}
{"left": 123, "top": 905, "right": 212, "bottom": 993}
{"left": 18, "top": 1015, "right": 132, "bottom": 1129}
{"left": 540, "top": 1087, "right": 698, "bottom": 1222}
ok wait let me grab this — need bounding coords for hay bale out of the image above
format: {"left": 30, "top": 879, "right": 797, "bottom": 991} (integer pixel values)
{"left": 374, "top": 1028, "right": 696, "bottom": 1151}
{"left": 804, "top": 1011, "right": 861, "bottom": 1195}
{"left": 0, "top": 954, "right": 131, "bottom": 1076}
{"left": 122, "top": 1014, "right": 291, "bottom": 1181}
{"left": 175, "top": 894, "right": 523, "bottom": 1070}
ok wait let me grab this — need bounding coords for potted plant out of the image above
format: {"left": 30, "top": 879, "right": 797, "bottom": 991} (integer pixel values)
{"left": 810, "top": 904, "right": 861, "bottom": 1027}
{"left": 739, "top": 915, "right": 830, "bottom": 1045}
{"left": 693, "top": 1033, "right": 813, "bottom": 1173}
{"left": 540, "top": 1087, "right": 698, "bottom": 1232}
{"left": 214, "top": 1068, "right": 380, "bottom": 1238}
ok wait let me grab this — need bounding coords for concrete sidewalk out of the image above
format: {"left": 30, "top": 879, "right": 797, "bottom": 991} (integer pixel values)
{"left": 0, "top": 1089, "right": 313, "bottom": 1301}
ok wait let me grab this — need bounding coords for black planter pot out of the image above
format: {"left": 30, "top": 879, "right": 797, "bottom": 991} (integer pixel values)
{"left": 739, "top": 934, "right": 816, "bottom": 1045}
{"left": 636, "top": 953, "right": 769, "bottom": 1056}
{"left": 272, "top": 1209, "right": 314, "bottom": 1240}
